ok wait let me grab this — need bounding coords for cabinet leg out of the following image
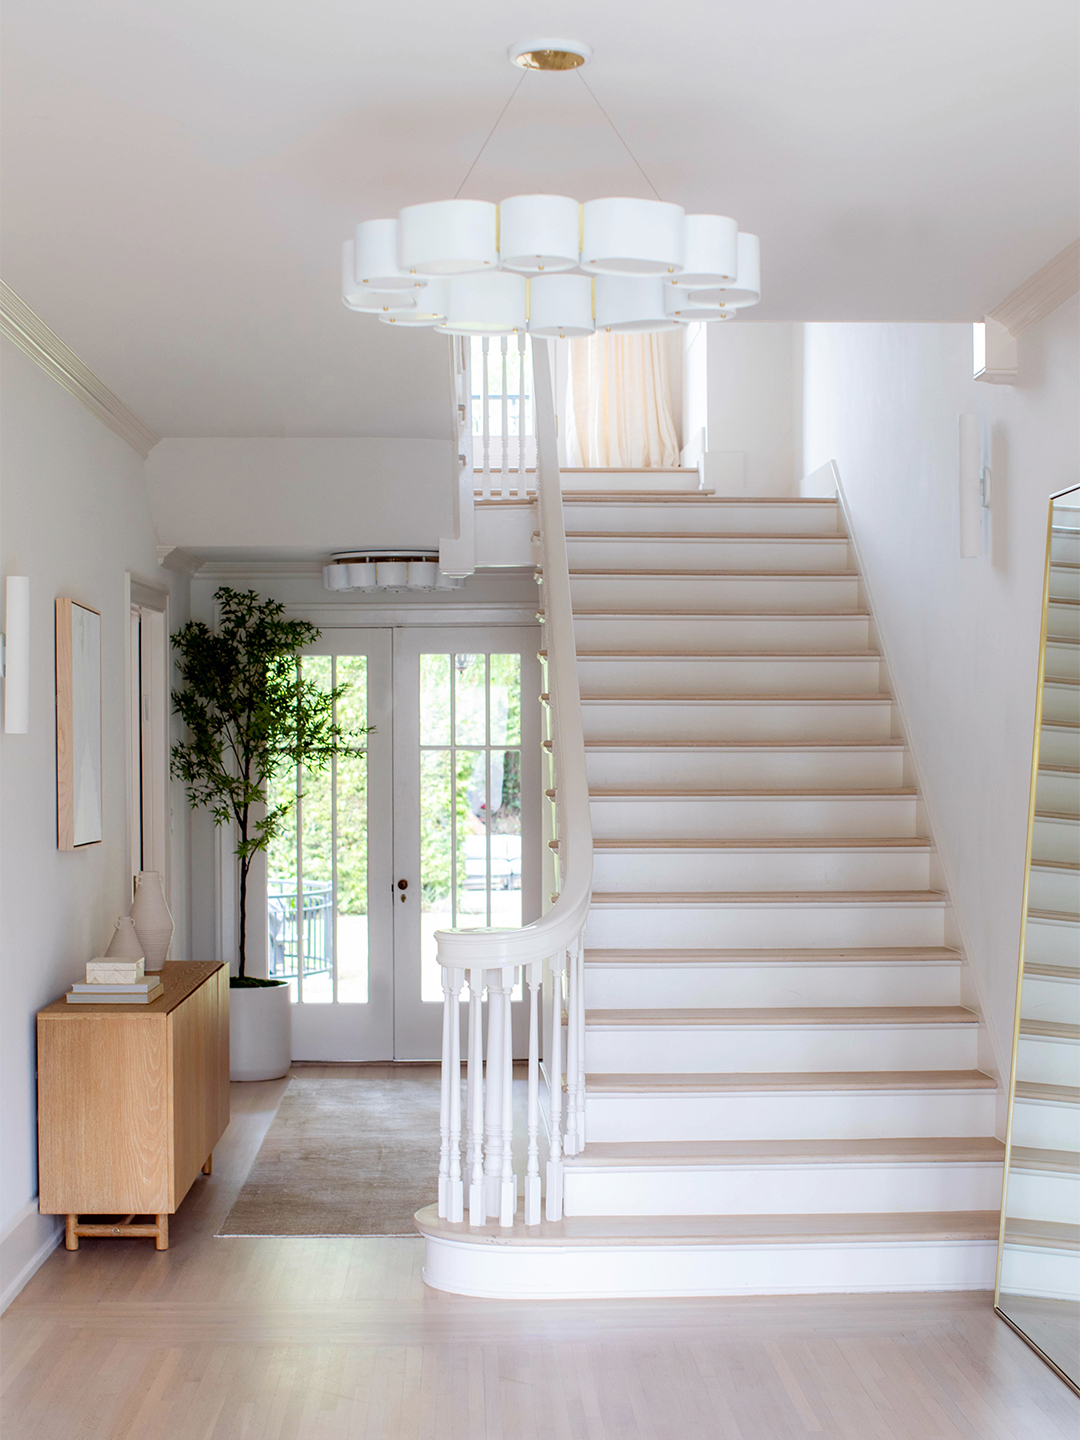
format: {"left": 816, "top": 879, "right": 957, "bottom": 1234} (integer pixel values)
{"left": 202, "top": 1153, "right": 212, "bottom": 1176}
{"left": 65, "top": 1215, "right": 79, "bottom": 1251}
{"left": 155, "top": 1214, "right": 169, "bottom": 1251}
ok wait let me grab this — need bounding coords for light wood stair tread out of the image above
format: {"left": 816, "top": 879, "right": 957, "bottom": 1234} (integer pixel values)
{"left": 1015, "top": 1080, "right": 1080, "bottom": 1104}
{"left": 568, "top": 609, "right": 871, "bottom": 619}
{"left": 573, "top": 649, "right": 881, "bottom": 659}
{"left": 564, "top": 531, "right": 849, "bottom": 542}
{"left": 1031, "top": 858, "right": 1080, "bottom": 871}
{"left": 589, "top": 785, "right": 916, "bottom": 796}
{"left": 592, "top": 837, "right": 931, "bottom": 850}
{"left": 584, "top": 946, "right": 963, "bottom": 964}
{"left": 1027, "top": 907, "right": 1080, "bottom": 923}
{"left": 589, "top": 890, "right": 947, "bottom": 907}
{"left": 561, "top": 493, "right": 839, "bottom": 504}
{"left": 570, "top": 568, "right": 859, "bottom": 578}
{"left": 584, "top": 739, "right": 905, "bottom": 749}
{"left": 1009, "top": 1146, "right": 1080, "bottom": 1175}
{"left": 1003, "top": 1219, "right": 1080, "bottom": 1251}
{"left": 1018, "top": 1018, "right": 1080, "bottom": 1040}
{"left": 415, "top": 1205, "right": 999, "bottom": 1247}
{"left": 1022, "top": 962, "right": 1080, "bottom": 979}
{"left": 584, "top": 1006, "right": 977, "bottom": 1028}
{"left": 565, "top": 1137, "right": 1005, "bottom": 1167}
{"left": 586, "top": 1070, "right": 997, "bottom": 1093}
{"left": 581, "top": 693, "right": 895, "bottom": 704}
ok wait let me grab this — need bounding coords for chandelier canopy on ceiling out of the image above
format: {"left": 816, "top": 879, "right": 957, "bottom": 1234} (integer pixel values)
{"left": 342, "top": 202, "right": 760, "bottom": 337}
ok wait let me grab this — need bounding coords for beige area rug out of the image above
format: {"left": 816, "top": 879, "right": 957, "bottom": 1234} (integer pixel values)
{"left": 218, "top": 1071, "right": 442, "bottom": 1237}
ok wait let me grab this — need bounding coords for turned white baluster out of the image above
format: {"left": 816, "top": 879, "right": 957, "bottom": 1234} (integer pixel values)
{"left": 438, "top": 966, "right": 464, "bottom": 1221}
{"left": 545, "top": 951, "right": 565, "bottom": 1221}
{"left": 500, "top": 336, "right": 509, "bottom": 496}
{"left": 467, "top": 967, "right": 485, "bottom": 1226}
{"left": 525, "top": 960, "right": 542, "bottom": 1225}
{"left": 483, "top": 968, "right": 506, "bottom": 1217}
{"left": 481, "top": 337, "right": 491, "bottom": 498}
{"left": 499, "top": 966, "right": 516, "bottom": 1227}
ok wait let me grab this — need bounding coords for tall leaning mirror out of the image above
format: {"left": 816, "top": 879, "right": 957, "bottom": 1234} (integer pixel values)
{"left": 995, "top": 483, "right": 1080, "bottom": 1392}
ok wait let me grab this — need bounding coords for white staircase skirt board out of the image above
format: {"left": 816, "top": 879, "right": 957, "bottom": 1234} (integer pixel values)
{"left": 1005, "top": 1168, "right": 1080, "bottom": 1227}
{"left": 584, "top": 1079, "right": 998, "bottom": 1142}
{"left": 584, "top": 952, "right": 964, "bottom": 1008}
{"left": 417, "top": 1210, "right": 999, "bottom": 1298}
{"left": 1024, "top": 914, "right": 1080, "bottom": 967}
{"left": 563, "top": 536, "right": 853, "bottom": 571}
{"left": 588, "top": 792, "right": 918, "bottom": 839}
{"left": 1021, "top": 971, "right": 1080, "bottom": 1026}
{"left": 574, "top": 654, "right": 884, "bottom": 696}
{"left": 590, "top": 843, "right": 932, "bottom": 892}
{"left": 570, "top": 615, "right": 874, "bottom": 653}
{"left": 1016, "top": 1029, "right": 1080, "bottom": 1087}
{"left": 562, "top": 1160, "right": 1004, "bottom": 1217}
{"left": 582, "top": 1012, "right": 978, "bottom": 1074}
{"left": 1032, "top": 813, "right": 1079, "bottom": 863}
{"left": 581, "top": 697, "right": 896, "bottom": 742}
{"left": 569, "top": 574, "right": 863, "bottom": 613}
{"left": 1011, "top": 1093, "right": 1080, "bottom": 1150}
{"left": 561, "top": 500, "right": 842, "bottom": 535}
{"left": 999, "top": 1246, "right": 1080, "bottom": 1303}
{"left": 584, "top": 743, "right": 907, "bottom": 788}
{"left": 1028, "top": 862, "right": 1080, "bottom": 913}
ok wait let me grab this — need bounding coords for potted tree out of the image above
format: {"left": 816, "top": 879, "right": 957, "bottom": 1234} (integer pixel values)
{"left": 171, "top": 587, "right": 368, "bottom": 1080}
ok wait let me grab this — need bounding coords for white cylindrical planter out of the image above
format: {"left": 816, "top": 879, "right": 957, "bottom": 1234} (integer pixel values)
{"left": 229, "top": 983, "right": 291, "bottom": 1082}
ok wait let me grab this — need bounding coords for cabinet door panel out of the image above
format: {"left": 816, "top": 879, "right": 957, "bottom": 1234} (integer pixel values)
{"left": 168, "top": 974, "right": 228, "bottom": 1208}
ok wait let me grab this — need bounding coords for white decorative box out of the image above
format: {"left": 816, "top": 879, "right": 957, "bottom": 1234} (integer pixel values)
{"left": 86, "top": 957, "right": 145, "bottom": 984}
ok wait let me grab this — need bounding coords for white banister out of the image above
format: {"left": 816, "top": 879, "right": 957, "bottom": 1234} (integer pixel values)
{"left": 434, "top": 338, "right": 593, "bottom": 1226}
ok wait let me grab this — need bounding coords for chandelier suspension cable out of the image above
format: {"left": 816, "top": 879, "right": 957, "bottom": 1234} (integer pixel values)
{"left": 575, "top": 70, "right": 664, "bottom": 203}
{"left": 453, "top": 73, "right": 528, "bottom": 199}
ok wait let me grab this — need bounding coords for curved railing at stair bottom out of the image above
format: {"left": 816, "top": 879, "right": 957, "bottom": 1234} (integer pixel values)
{"left": 433, "top": 338, "right": 593, "bottom": 1229}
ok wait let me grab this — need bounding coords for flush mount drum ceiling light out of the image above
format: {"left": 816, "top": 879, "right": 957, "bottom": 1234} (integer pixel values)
{"left": 340, "top": 42, "right": 761, "bottom": 337}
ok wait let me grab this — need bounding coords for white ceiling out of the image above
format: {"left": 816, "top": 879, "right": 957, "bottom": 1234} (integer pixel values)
{"left": 2, "top": 0, "right": 1077, "bottom": 438}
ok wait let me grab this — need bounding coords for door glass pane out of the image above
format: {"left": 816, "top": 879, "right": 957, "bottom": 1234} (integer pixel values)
{"left": 336, "top": 656, "right": 369, "bottom": 1003}
{"left": 418, "top": 653, "right": 524, "bottom": 1002}
{"left": 267, "top": 754, "right": 301, "bottom": 1003}
{"left": 299, "top": 657, "right": 334, "bottom": 1003}
{"left": 420, "top": 653, "right": 450, "bottom": 745}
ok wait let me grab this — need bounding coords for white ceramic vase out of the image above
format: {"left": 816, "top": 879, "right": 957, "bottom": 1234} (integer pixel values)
{"left": 104, "top": 915, "right": 145, "bottom": 959}
{"left": 229, "top": 984, "right": 291, "bottom": 1081}
{"left": 130, "top": 871, "right": 173, "bottom": 971}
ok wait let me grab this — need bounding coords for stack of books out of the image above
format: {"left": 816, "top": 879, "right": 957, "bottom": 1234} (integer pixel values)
{"left": 66, "top": 957, "right": 164, "bottom": 1004}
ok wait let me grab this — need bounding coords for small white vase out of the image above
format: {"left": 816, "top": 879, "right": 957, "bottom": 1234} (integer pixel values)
{"left": 104, "top": 915, "right": 144, "bottom": 959}
{"left": 130, "top": 871, "right": 174, "bottom": 971}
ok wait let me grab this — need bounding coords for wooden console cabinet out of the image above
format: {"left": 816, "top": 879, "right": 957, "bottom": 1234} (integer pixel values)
{"left": 37, "top": 961, "right": 230, "bottom": 1250}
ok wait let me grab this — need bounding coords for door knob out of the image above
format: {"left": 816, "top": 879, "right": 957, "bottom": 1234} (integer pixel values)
{"left": 397, "top": 878, "right": 408, "bottom": 902}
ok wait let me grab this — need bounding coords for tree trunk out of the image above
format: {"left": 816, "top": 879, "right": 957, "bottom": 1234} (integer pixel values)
{"left": 238, "top": 852, "right": 250, "bottom": 979}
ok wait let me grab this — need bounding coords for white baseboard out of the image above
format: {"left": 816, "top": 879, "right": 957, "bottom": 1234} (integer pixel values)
{"left": 1, "top": 1200, "right": 63, "bottom": 1314}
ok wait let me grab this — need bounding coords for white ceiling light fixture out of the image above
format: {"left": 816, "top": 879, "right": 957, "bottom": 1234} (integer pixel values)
{"left": 323, "top": 551, "right": 465, "bottom": 593}
{"left": 340, "top": 43, "right": 761, "bottom": 336}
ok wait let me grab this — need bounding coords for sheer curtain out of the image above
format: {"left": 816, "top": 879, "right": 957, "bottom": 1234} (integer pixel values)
{"left": 565, "top": 331, "right": 680, "bottom": 469}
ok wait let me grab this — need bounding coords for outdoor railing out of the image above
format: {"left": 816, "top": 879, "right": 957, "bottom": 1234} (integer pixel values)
{"left": 433, "top": 337, "right": 593, "bottom": 1226}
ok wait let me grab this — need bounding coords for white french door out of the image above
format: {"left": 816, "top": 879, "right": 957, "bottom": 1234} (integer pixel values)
{"left": 266, "top": 625, "right": 541, "bottom": 1061}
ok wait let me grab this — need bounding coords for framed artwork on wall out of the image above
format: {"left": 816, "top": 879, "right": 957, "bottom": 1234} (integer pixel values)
{"left": 56, "top": 598, "right": 102, "bottom": 849}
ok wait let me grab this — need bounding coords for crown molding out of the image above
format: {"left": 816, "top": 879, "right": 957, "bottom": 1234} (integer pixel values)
{"left": 156, "top": 545, "right": 204, "bottom": 578}
{"left": 987, "top": 238, "right": 1080, "bottom": 337}
{"left": 0, "top": 280, "right": 160, "bottom": 458}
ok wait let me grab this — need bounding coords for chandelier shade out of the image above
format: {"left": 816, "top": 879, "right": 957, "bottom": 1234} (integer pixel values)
{"left": 341, "top": 197, "right": 759, "bottom": 335}
{"left": 580, "top": 198, "right": 685, "bottom": 276}
{"left": 342, "top": 242, "right": 417, "bottom": 312}
{"left": 594, "top": 275, "right": 678, "bottom": 333}
{"left": 527, "top": 274, "right": 595, "bottom": 337}
{"left": 397, "top": 200, "right": 498, "bottom": 276}
{"left": 670, "top": 214, "right": 739, "bottom": 288}
{"left": 498, "top": 194, "right": 580, "bottom": 273}
{"left": 438, "top": 271, "right": 527, "bottom": 335}
{"left": 354, "top": 219, "right": 421, "bottom": 291}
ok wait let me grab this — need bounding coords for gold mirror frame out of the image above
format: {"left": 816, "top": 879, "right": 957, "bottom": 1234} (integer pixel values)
{"left": 994, "top": 482, "right": 1080, "bottom": 1393}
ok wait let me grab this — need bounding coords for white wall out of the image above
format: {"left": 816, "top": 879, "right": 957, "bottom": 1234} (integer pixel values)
{"left": 0, "top": 338, "right": 191, "bottom": 1309}
{"left": 801, "top": 300, "right": 1079, "bottom": 1097}
{"left": 706, "top": 322, "right": 798, "bottom": 495}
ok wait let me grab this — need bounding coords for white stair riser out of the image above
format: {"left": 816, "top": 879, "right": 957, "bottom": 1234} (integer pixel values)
{"left": 1050, "top": 568, "right": 1080, "bottom": 602}
{"left": 1028, "top": 864, "right": 1080, "bottom": 913}
{"left": 1021, "top": 973, "right": 1080, "bottom": 1026}
{"left": 586, "top": 747, "right": 906, "bottom": 789}
{"left": 1010, "top": 1098, "right": 1079, "bottom": 1150}
{"left": 590, "top": 795, "right": 918, "bottom": 840}
{"left": 1045, "top": 641, "right": 1080, "bottom": 681}
{"left": 583, "top": 1023, "right": 978, "bottom": 1075}
{"left": 581, "top": 699, "right": 895, "bottom": 743}
{"left": 592, "top": 848, "right": 931, "bottom": 893}
{"left": 423, "top": 1233, "right": 998, "bottom": 1299}
{"left": 1032, "top": 815, "right": 1079, "bottom": 864}
{"left": 561, "top": 471, "right": 701, "bottom": 492}
{"left": 572, "top": 615, "right": 872, "bottom": 652}
{"left": 570, "top": 575, "right": 862, "bottom": 613}
{"left": 585, "top": 1088, "right": 999, "bottom": 1142}
{"left": 1039, "top": 725, "right": 1080, "bottom": 768}
{"left": 577, "top": 655, "right": 884, "bottom": 697}
{"left": 1042, "top": 683, "right": 1080, "bottom": 724}
{"left": 999, "top": 1246, "right": 1080, "bottom": 1302}
{"left": 584, "top": 902, "right": 946, "bottom": 949}
{"left": 565, "top": 537, "right": 852, "bottom": 572}
{"left": 562, "top": 502, "right": 841, "bottom": 535}
{"left": 585, "top": 960, "right": 964, "bottom": 1009}
{"left": 1051, "top": 533, "right": 1080, "bottom": 565}
{"left": 1035, "top": 771, "right": 1080, "bottom": 814}
{"left": 563, "top": 1162, "right": 1004, "bottom": 1217}
{"left": 1017, "top": 1034, "right": 1079, "bottom": 1087}
{"left": 1024, "top": 916, "right": 1080, "bottom": 966}
{"left": 1005, "top": 1169, "right": 1080, "bottom": 1227}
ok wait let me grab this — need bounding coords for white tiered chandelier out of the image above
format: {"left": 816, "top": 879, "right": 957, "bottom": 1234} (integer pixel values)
{"left": 340, "top": 41, "right": 761, "bottom": 338}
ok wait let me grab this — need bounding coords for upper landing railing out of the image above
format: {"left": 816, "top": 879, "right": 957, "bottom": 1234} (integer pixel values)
{"left": 433, "top": 338, "right": 593, "bottom": 1227}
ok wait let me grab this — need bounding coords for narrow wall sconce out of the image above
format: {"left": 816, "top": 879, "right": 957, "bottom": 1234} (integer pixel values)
{"left": 3, "top": 575, "right": 30, "bottom": 732}
{"left": 958, "top": 416, "right": 988, "bottom": 559}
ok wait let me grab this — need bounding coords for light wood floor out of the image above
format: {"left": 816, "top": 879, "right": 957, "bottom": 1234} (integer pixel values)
{"left": 2, "top": 1066, "right": 1076, "bottom": 1440}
